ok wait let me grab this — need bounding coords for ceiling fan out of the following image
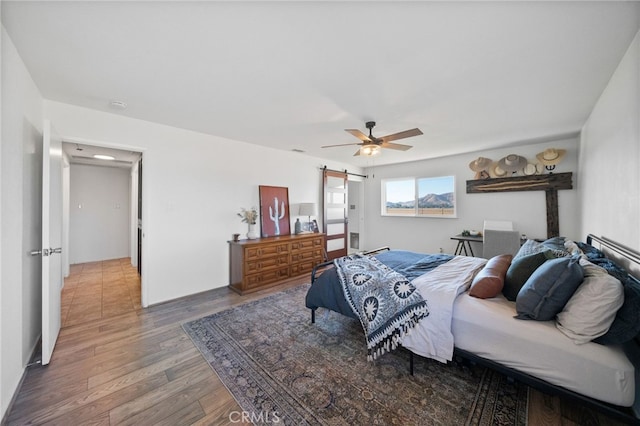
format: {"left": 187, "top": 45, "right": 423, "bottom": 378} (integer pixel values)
{"left": 322, "top": 121, "right": 423, "bottom": 156}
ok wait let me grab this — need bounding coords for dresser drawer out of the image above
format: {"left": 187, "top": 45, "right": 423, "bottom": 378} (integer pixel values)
{"left": 291, "top": 249, "right": 322, "bottom": 262}
{"left": 245, "top": 267, "right": 290, "bottom": 289}
{"left": 245, "top": 243, "right": 289, "bottom": 260}
{"left": 245, "top": 255, "right": 289, "bottom": 273}
{"left": 290, "top": 260, "right": 318, "bottom": 276}
{"left": 292, "top": 237, "right": 323, "bottom": 250}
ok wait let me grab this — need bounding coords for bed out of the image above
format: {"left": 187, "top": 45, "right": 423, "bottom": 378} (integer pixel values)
{"left": 305, "top": 235, "right": 640, "bottom": 423}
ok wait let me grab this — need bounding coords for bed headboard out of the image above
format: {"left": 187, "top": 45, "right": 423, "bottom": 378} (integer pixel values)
{"left": 586, "top": 235, "right": 640, "bottom": 418}
{"left": 586, "top": 234, "right": 640, "bottom": 281}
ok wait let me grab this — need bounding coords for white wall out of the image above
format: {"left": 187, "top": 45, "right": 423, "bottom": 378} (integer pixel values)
{"left": 580, "top": 29, "right": 640, "bottom": 252}
{"left": 69, "top": 164, "right": 131, "bottom": 264}
{"left": 362, "top": 137, "right": 580, "bottom": 255}
{"left": 1, "top": 28, "right": 43, "bottom": 419}
{"left": 44, "top": 101, "right": 361, "bottom": 305}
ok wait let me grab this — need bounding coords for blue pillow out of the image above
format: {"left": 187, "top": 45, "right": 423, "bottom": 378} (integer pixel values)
{"left": 542, "top": 236, "right": 566, "bottom": 252}
{"left": 595, "top": 275, "right": 640, "bottom": 345}
{"left": 515, "top": 256, "right": 584, "bottom": 321}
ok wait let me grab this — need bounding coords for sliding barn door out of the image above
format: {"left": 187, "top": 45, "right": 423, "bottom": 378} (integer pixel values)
{"left": 323, "top": 169, "right": 348, "bottom": 260}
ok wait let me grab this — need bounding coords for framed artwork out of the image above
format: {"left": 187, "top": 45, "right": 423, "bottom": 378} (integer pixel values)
{"left": 259, "top": 185, "right": 291, "bottom": 237}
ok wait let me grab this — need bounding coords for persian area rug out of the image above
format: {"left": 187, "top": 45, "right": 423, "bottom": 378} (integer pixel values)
{"left": 183, "top": 284, "right": 528, "bottom": 425}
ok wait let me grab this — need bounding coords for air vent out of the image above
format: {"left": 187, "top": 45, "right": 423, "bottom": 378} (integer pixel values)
{"left": 109, "top": 100, "right": 127, "bottom": 110}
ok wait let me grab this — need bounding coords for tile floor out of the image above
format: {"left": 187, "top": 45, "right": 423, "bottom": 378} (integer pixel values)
{"left": 61, "top": 258, "right": 141, "bottom": 327}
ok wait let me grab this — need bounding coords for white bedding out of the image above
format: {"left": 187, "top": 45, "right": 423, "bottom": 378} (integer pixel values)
{"left": 400, "top": 256, "right": 486, "bottom": 363}
{"left": 452, "top": 293, "right": 635, "bottom": 407}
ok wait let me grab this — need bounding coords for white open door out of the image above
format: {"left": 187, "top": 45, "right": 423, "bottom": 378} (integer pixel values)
{"left": 41, "top": 120, "right": 63, "bottom": 365}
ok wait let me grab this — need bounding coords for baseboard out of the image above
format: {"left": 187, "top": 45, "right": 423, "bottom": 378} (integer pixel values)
{"left": 1, "top": 337, "right": 41, "bottom": 425}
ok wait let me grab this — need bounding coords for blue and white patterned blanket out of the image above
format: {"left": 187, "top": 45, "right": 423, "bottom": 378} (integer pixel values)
{"left": 334, "top": 254, "right": 429, "bottom": 361}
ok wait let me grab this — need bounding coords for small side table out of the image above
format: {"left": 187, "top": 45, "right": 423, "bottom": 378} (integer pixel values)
{"left": 450, "top": 234, "right": 483, "bottom": 256}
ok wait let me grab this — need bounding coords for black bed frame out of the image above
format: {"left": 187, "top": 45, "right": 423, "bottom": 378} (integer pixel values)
{"left": 308, "top": 236, "right": 640, "bottom": 424}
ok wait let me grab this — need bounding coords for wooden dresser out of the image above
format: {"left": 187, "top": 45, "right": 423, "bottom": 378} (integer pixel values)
{"left": 228, "top": 233, "right": 325, "bottom": 295}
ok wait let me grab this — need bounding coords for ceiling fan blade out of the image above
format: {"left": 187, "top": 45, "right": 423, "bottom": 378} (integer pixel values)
{"left": 380, "top": 128, "right": 423, "bottom": 143}
{"left": 321, "top": 142, "right": 362, "bottom": 148}
{"left": 353, "top": 149, "right": 361, "bottom": 156}
{"left": 381, "top": 142, "right": 413, "bottom": 151}
{"left": 345, "top": 129, "right": 372, "bottom": 143}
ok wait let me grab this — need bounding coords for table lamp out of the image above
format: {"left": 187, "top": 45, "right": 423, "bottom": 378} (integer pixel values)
{"left": 298, "top": 203, "right": 317, "bottom": 231}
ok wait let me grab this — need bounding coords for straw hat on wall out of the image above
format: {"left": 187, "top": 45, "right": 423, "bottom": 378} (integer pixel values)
{"left": 536, "top": 148, "right": 566, "bottom": 165}
{"left": 469, "top": 157, "right": 492, "bottom": 172}
{"left": 523, "top": 163, "right": 538, "bottom": 175}
{"left": 498, "top": 154, "right": 527, "bottom": 172}
{"left": 489, "top": 162, "right": 508, "bottom": 178}
{"left": 469, "top": 157, "right": 492, "bottom": 179}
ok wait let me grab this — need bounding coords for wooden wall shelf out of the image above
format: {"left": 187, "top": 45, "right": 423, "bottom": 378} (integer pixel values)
{"left": 466, "top": 172, "right": 572, "bottom": 193}
{"left": 466, "top": 172, "right": 573, "bottom": 238}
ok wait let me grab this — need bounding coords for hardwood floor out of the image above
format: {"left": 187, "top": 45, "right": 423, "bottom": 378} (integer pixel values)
{"left": 61, "top": 259, "right": 141, "bottom": 328}
{"left": 3, "top": 260, "right": 629, "bottom": 425}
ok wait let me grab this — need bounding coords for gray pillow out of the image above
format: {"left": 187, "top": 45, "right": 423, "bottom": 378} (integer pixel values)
{"left": 513, "top": 239, "right": 544, "bottom": 260}
{"left": 514, "top": 238, "right": 568, "bottom": 260}
{"left": 515, "top": 256, "right": 584, "bottom": 321}
{"left": 503, "top": 250, "right": 554, "bottom": 301}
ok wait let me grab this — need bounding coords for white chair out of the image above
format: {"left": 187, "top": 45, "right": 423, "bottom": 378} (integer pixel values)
{"left": 483, "top": 229, "right": 521, "bottom": 259}
{"left": 483, "top": 220, "right": 513, "bottom": 232}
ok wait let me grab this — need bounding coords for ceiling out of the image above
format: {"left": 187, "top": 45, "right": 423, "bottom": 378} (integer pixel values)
{"left": 3, "top": 1, "right": 640, "bottom": 167}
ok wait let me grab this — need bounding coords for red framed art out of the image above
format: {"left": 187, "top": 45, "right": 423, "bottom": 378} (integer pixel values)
{"left": 258, "top": 186, "right": 291, "bottom": 237}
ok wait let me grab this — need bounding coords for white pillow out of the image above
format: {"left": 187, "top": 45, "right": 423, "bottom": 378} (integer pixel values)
{"left": 555, "top": 258, "right": 624, "bottom": 344}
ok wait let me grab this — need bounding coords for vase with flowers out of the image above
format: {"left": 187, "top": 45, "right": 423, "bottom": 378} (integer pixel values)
{"left": 238, "top": 207, "right": 259, "bottom": 239}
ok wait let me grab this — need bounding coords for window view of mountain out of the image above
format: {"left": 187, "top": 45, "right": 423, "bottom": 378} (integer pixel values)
{"left": 386, "top": 192, "right": 454, "bottom": 209}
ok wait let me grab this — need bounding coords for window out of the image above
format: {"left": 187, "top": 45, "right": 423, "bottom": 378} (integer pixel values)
{"left": 382, "top": 175, "right": 456, "bottom": 218}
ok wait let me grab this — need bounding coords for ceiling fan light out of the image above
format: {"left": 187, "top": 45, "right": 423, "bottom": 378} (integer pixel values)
{"left": 361, "top": 144, "right": 381, "bottom": 156}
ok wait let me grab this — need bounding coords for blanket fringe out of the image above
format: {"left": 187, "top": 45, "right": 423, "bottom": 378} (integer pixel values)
{"left": 367, "top": 308, "right": 428, "bottom": 361}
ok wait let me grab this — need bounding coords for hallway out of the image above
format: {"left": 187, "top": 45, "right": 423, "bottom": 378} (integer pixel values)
{"left": 62, "top": 258, "right": 141, "bottom": 327}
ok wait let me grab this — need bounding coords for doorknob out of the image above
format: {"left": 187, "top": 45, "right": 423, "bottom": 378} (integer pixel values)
{"left": 31, "top": 248, "right": 62, "bottom": 257}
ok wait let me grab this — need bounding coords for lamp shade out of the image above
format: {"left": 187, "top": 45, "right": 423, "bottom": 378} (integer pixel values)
{"left": 298, "top": 203, "right": 317, "bottom": 217}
